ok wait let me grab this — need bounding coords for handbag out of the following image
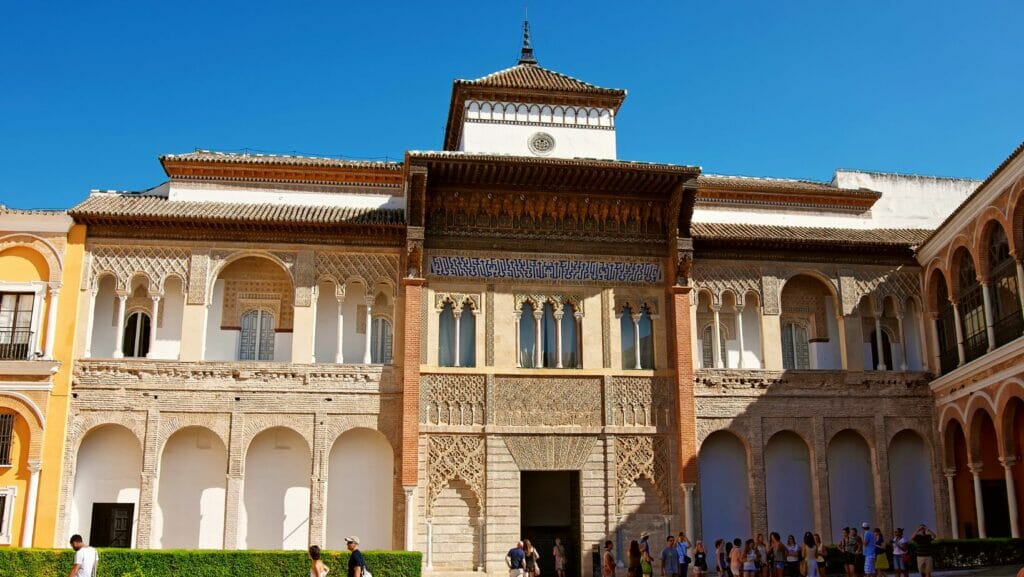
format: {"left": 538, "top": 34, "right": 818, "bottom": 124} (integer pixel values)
{"left": 875, "top": 554, "right": 889, "bottom": 571}
{"left": 798, "top": 560, "right": 808, "bottom": 577}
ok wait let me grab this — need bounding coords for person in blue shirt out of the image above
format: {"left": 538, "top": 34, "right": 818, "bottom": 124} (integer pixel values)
{"left": 676, "top": 532, "right": 692, "bottom": 577}
{"left": 661, "top": 535, "right": 681, "bottom": 577}
{"left": 861, "top": 523, "right": 876, "bottom": 577}
{"left": 508, "top": 541, "right": 526, "bottom": 577}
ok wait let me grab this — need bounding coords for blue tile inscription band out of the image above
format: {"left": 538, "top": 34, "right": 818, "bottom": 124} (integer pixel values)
{"left": 429, "top": 256, "right": 663, "bottom": 284}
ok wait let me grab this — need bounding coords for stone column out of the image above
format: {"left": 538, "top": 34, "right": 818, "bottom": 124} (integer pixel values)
{"left": 982, "top": 281, "right": 997, "bottom": 351}
{"left": 83, "top": 286, "right": 98, "bottom": 358}
{"left": 1016, "top": 259, "right": 1024, "bottom": 318}
{"left": 19, "top": 461, "right": 42, "bottom": 547}
{"left": 735, "top": 304, "right": 745, "bottom": 369}
{"left": 453, "top": 309, "right": 463, "bottom": 368}
{"left": 534, "top": 309, "right": 543, "bottom": 368}
{"left": 575, "top": 312, "right": 583, "bottom": 368}
{"left": 112, "top": 291, "right": 128, "bottom": 358}
{"left": 514, "top": 311, "right": 522, "bottom": 367}
{"left": 896, "top": 315, "right": 909, "bottom": 371}
{"left": 872, "top": 415, "right": 893, "bottom": 532}
{"left": 632, "top": 311, "right": 642, "bottom": 369}
{"left": 43, "top": 285, "right": 60, "bottom": 359}
{"left": 426, "top": 518, "right": 434, "bottom": 569}
{"left": 147, "top": 295, "right": 161, "bottom": 358}
{"left": 335, "top": 289, "right": 346, "bottom": 363}
{"left": 682, "top": 483, "right": 696, "bottom": 540}
{"left": 930, "top": 315, "right": 943, "bottom": 373}
{"left": 944, "top": 469, "right": 960, "bottom": 539}
{"left": 554, "top": 309, "right": 564, "bottom": 368}
{"left": 1002, "top": 457, "right": 1021, "bottom": 538}
{"left": 952, "top": 302, "right": 967, "bottom": 365}
{"left": 711, "top": 305, "right": 723, "bottom": 368}
{"left": 969, "top": 463, "right": 987, "bottom": 538}
{"left": 363, "top": 294, "right": 374, "bottom": 364}
{"left": 873, "top": 314, "right": 886, "bottom": 370}
{"left": 308, "top": 414, "right": 328, "bottom": 547}
{"left": 404, "top": 487, "right": 416, "bottom": 551}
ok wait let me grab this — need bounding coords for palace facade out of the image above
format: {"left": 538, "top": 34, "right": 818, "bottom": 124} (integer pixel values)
{"left": 1, "top": 26, "right": 1023, "bottom": 577}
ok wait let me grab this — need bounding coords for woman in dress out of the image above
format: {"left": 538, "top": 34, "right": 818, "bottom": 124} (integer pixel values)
{"left": 742, "top": 539, "right": 759, "bottom": 577}
{"left": 309, "top": 545, "right": 329, "bottom": 577}
{"left": 873, "top": 528, "right": 889, "bottom": 577}
{"left": 694, "top": 540, "right": 709, "bottom": 577}
{"left": 812, "top": 534, "right": 825, "bottom": 576}
{"left": 524, "top": 540, "right": 541, "bottom": 577}
{"left": 769, "top": 533, "right": 786, "bottom": 577}
{"left": 784, "top": 536, "right": 799, "bottom": 577}
{"left": 553, "top": 538, "right": 567, "bottom": 577}
{"left": 715, "top": 539, "right": 727, "bottom": 577}
{"left": 628, "top": 540, "right": 643, "bottom": 577}
{"left": 604, "top": 540, "right": 617, "bottom": 577}
{"left": 801, "top": 533, "right": 818, "bottom": 577}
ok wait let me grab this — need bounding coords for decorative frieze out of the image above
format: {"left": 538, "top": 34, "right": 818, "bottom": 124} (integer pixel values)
{"left": 492, "top": 377, "right": 602, "bottom": 426}
{"left": 88, "top": 244, "right": 191, "bottom": 292}
{"left": 429, "top": 254, "right": 663, "bottom": 285}
{"left": 611, "top": 377, "right": 673, "bottom": 427}
{"left": 615, "top": 435, "right": 671, "bottom": 515}
{"left": 425, "top": 435, "right": 486, "bottom": 516}
{"left": 421, "top": 374, "right": 486, "bottom": 426}
{"left": 502, "top": 435, "right": 597, "bottom": 470}
{"left": 315, "top": 252, "right": 400, "bottom": 291}
{"left": 694, "top": 369, "right": 931, "bottom": 395}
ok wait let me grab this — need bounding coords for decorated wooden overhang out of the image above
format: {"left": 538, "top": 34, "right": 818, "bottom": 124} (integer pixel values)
{"left": 691, "top": 222, "right": 928, "bottom": 260}
{"left": 159, "top": 151, "right": 404, "bottom": 188}
{"left": 696, "top": 175, "right": 883, "bottom": 212}
{"left": 405, "top": 152, "right": 700, "bottom": 243}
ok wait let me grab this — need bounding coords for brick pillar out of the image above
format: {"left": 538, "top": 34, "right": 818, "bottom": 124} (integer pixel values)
{"left": 811, "top": 415, "right": 831, "bottom": 538}
{"left": 401, "top": 278, "right": 424, "bottom": 488}
{"left": 136, "top": 409, "right": 161, "bottom": 549}
{"left": 223, "top": 412, "right": 246, "bottom": 550}
{"left": 309, "top": 412, "right": 329, "bottom": 547}
{"left": 873, "top": 415, "right": 893, "bottom": 532}
{"left": 748, "top": 418, "right": 768, "bottom": 534}
{"left": 669, "top": 285, "right": 698, "bottom": 505}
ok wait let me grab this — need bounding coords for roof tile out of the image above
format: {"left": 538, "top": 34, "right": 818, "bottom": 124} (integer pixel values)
{"left": 457, "top": 64, "right": 625, "bottom": 96}
{"left": 692, "top": 222, "right": 931, "bottom": 246}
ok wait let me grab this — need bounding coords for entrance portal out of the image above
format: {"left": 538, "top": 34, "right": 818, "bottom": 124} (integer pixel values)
{"left": 521, "top": 471, "right": 581, "bottom": 577}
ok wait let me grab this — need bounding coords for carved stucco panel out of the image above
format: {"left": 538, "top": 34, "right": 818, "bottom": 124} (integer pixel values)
{"left": 503, "top": 435, "right": 597, "bottom": 470}
{"left": 615, "top": 435, "right": 671, "bottom": 515}
{"left": 425, "top": 434, "right": 485, "bottom": 516}
{"left": 493, "top": 377, "right": 602, "bottom": 427}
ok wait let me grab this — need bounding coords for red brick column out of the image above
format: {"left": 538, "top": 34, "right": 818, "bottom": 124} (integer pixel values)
{"left": 669, "top": 284, "right": 698, "bottom": 537}
{"left": 401, "top": 277, "right": 424, "bottom": 487}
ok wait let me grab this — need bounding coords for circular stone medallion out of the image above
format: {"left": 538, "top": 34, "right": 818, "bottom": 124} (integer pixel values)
{"left": 528, "top": 132, "right": 556, "bottom": 155}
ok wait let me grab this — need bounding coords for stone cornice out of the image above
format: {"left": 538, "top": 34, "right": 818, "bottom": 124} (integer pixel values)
{"left": 695, "top": 369, "right": 932, "bottom": 397}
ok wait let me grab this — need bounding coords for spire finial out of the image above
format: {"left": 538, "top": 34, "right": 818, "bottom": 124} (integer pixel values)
{"left": 518, "top": 15, "right": 537, "bottom": 65}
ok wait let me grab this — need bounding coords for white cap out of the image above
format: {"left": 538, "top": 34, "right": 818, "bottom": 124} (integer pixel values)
{"left": 345, "top": 536, "right": 361, "bottom": 545}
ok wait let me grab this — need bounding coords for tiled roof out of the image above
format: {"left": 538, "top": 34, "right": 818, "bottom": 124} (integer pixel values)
{"left": 70, "top": 193, "right": 404, "bottom": 226}
{"left": 0, "top": 205, "right": 67, "bottom": 215}
{"left": 160, "top": 150, "right": 403, "bottom": 170}
{"left": 698, "top": 174, "right": 881, "bottom": 199}
{"left": 692, "top": 222, "right": 931, "bottom": 246}
{"left": 456, "top": 64, "right": 625, "bottom": 96}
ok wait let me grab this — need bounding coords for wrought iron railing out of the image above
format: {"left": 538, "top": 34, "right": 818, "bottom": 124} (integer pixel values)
{"left": 964, "top": 331, "right": 988, "bottom": 364}
{"left": 0, "top": 329, "right": 33, "bottom": 360}
{"left": 939, "top": 347, "right": 959, "bottom": 375}
{"left": 994, "top": 312, "right": 1024, "bottom": 349}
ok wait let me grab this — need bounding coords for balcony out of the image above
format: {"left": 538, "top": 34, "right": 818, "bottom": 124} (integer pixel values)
{"left": 994, "top": 312, "right": 1024, "bottom": 348}
{"left": 0, "top": 329, "right": 33, "bottom": 360}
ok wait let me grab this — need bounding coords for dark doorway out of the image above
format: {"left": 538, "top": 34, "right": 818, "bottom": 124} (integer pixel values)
{"left": 90, "top": 503, "right": 134, "bottom": 548}
{"left": 522, "top": 471, "right": 581, "bottom": 577}
{"left": 981, "top": 479, "right": 1011, "bottom": 537}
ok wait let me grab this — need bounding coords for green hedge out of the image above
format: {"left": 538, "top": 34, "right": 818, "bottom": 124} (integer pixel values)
{"left": 0, "top": 548, "right": 422, "bottom": 577}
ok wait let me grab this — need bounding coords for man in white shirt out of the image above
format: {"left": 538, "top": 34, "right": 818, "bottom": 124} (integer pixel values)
{"left": 67, "top": 534, "right": 98, "bottom": 577}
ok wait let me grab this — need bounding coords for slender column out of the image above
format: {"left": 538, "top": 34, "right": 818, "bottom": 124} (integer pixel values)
{"left": 873, "top": 314, "right": 887, "bottom": 370}
{"left": 112, "top": 292, "right": 128, "bottom": 358}
{"left": 1016, "top": 259, "right": 1024, "bottom": 319}
{"left": 952, "top": 302, "right": 967, "bottom": 365}
{"left": 982, "top": 281, "right": 997, "bottom": 351}
{"left": 83, "top": 287, "right": 98, "bottom": 358}
{"left": 711, "top": 305, "right": 723, "bottom": 368}
{"left": 735, "top": 303, "right": 745, "bottom": 369}
{"left": 575, "top": 312, "right": 583, "bottom": 368}
{"left": 335, "top": 291, "right": 346, "bottom": 363}
{"left": 1002, "top": 457, "right": 1021, "bottom": 538}
{"left": 453, "top": 310, "right": 462, "bottom": 368}
{"left": 19, "top": 461, "right": 41, "bottom": 547}
{"left": 534, "top": 310, "right": 543, "bottom": 368}
{"left": 554, "top": 310, "right": 564, "bottom": 368}
{"left": 426, "top": 518, "right": 434, "bottom": 569}
{"left": 43, "top": 285, "right": 60, "bottom": 359}
{"left": 632, "top": 312, "right": 642, "bottom": 369}
{"left": 682, "top": 482, "right": 696, "bottom": 540}
{"left": 896, "top": 315, "right": 909, "bottom": 371}
{"left": 404, "top": 487, "right": 415, "bottom": 550}
{"left": 930, "top": 315, "right": 943, "bottom": 373}
{"left": 969, "top": 463, "right": 988, "bottom": 538}
{"left": 477, "top": 518, "right": 485, "bottom": 571}
{"left": 362, "top": 295, "right": 374, "bottom": 364}
{"left": 514, "top": 311, "right": 521, "bottom": 367}
{"left": 944, "top": 470, "right": 960, "bottom": 538}
{"left": 147, "top": 295, "right": 161, "bottom": 358}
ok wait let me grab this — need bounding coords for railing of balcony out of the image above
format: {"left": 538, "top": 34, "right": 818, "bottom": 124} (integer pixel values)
{"left": 0, "top": 330, "right": 33, "bottom": 360}
{"left": 964, "top": 332, "right": 988, "bottom": 364}
{"left": 994, "top": 312, "right": 1024, "bottom": 349}
{"left": 939, "top": 347, "right": 959, "bottom": 375}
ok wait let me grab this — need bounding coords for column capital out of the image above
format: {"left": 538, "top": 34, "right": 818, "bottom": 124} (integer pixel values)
{"left": 27, "top": 460, "right": 42, "bottom": 474}
{"left": 48, "top": 283, "right": 62, "bottom": 294}
{"left": 943, "top": 468, "right": 957, "bottom": 479}
{"left": 116, "top": 291, "right": 130, "bottom": 300}
{"left": 968, "top": 463, "right": 984, "bottom": 476}
{"left": 150, "top": 294, "right": 163, "bottom": 302}
{"left": 1001, "top": 456, "right": 1019, "bottom": 468}
{"left": 364, "top": 294, "right": 376, "bottom": 308}
{"left": 681, "top": 482, "right": 696, "bottom": 494}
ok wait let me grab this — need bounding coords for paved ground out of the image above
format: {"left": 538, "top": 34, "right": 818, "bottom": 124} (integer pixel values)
{"left": 927, "top": 567, "right": 1020, "bottom": 577}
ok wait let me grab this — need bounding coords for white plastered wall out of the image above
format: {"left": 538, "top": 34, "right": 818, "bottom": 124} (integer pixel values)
{"left": 699, "top": 432, "right": 751, "bottom": 556}
{"left": 827, "top": 431, "right": 875, "bottom": 542}
{"left": 70, "top": 426, "right": 143, "bottom": 547}
{"left": 888, "top": 431, "right": 937, "bottom": 532}
{"left": 89, "top": 275, "right": 118, "bottom": 358}
{"left": 151, "top": 277, "right": 184, "bottom": 360}
{"left": 764, "top": 432, "right": 814, "bottom": 539}
{"left": 461, "top": 123, "right": 616, "bottom": 160}
{"left": 326, "top": 428, "right": 394, "bottom": 550}
{"left": 240, "top": 428, "right": 311, "bottom": 550}
{"left": 154, "top": 427, "right": 227, "bottom": 549}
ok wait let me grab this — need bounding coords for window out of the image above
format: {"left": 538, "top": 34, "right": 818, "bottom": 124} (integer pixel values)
{"left": 781, "top": 322, "right": 810, "bottom": 370}
{"left": 121, "top": 311, "right": 151, "bottom": 358}
{"left": 517, "top": 299, "right": 582, "bottom": 368}
{"left": 869, "top": 329, "right": 893, "bottom": 370}
{"left": 458, "top": 304, "right": 475, "bottom": 367}
{"left": 958, "top": 255, "right": 988, "bottom": 363}
{"left": 0, "top": 486, "right": 15, "bottom": 545}
{"left": 438, "top": 302, "right": 455, "bottom": 367}
{"left": 0, "top": 293, "right": 34, "bottom": 360}
{"left": 438, "top": 301, "right": 475, "bottom": 368}
{"left": 936, "top": 276, "right": 958, "bottom": 374}
{"left": 701, "top": 323, "right": 728, "bottom": 369}
{"left": 621, "top": 305, "right": 655, "bottom": 370}
{"left": 519, "top": 302, "right": 537, "bottom": 368}
{"left": 989, "top": 225, "right": 1023, "bottom": 347}
{"left": 239, "top": 309, "right": 275, "bottom": 361}
{"left": 371, "top": 318, "right": 392, "bottom": 364}
{"left": 0, "top": 413, "right": 12, "bottom": 466}
{"left": 560, "top": 303, "right": 581, "bottom": 368}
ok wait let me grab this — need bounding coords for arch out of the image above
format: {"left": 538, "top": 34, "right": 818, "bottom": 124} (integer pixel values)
{"left": 765, "top": 431, "right": 814, "bottom": 539}
{"left": 781, "top": 273, "right": 842, "bottom": 368}
{"left": 944, "top": 419, "right": 977, "bottom": 537}
{"left": 0, "top": 245, "right": 50, "bottom": 283}
{"left": 948, "top": 243, "right": 980, "bottom": 298}
{"left": 0, "top": 233, "right": 63, "bottom": 284}
{"left": 997, "top": 379, "right": 1024, "bottom": 447}
{"left": 966, "top": 394, "right": 999, "bottom": 460}
{"left": 888, "top": 429, "right": 937, "bottom": 533}
{"left": 208, "top": 252, "right": 294, "bottom": 298}
{"left": 326, "top": 428, "right": 394, "bottom": 550}
{"left": 70, "top": 424, "right": 143, "bottom": 548}
{"left": 925, "top": 265, "right": 951, "bottom": 312}
{"left": 977, "top": 211, "right": 1014, "bottom": 278}
{"left": 430, "top": 479, "right": 482, "bottom": 570}
{"left": 154, "top": 426, "right": 227, "bottom": 549}
{"left": 240, "top": 426, "right": 311, "bottom": 550}
{"left": 698, "top": 431, "right": 751, "bottom": 548}
{"left": 968, "top": 407, "right": 1011, "bottom": 536}
{"left": 1008, "top": 176, "right": 1024, "bottom": 256}
{"left": 828, "top": 429, "right": 875, "bottom": 541}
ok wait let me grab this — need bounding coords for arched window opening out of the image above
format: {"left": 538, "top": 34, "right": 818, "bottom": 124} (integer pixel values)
{"left": 438, "top": 302, "right": 455, "bottom": 367}
{"left": 638, "top": 306, "right": 654, "bottom": 369}
{"left": 936, "top": 276, "right": 958, "bottom": 374}
{"left": 0, "top": 411, "right": 14, "bottom": 467}
{"left": 958, "top": 254, "right": 988, "bottom": 363}
{"left": 702, "top": 323, "right": 728, "bottom": 369}
{"left": 560, "top": 302, "right": 581, "bottom": 368}
{"left": 459, "top": 303, "right": 475, "bottom": 367}
{"left": 781, "top": 322, "right": 810, "bottom": 370}
{"left": 541, "top": 302, "right": 557, "bottom": 367}
{"left": 122, "top": 311, "right": 151, "bottom": 358}
{"left": 622, "top": 304, "right": 655, "bottom": 370}
{"left": 239, "top": 309, "right": 274, "bottom": 361}
{"left": 989, "top": 225, "right": 1023, "bottom": 347}
{"left": 519, "top": 302, "right": 537, "bottom": 368}
{"left": 869, "top": 329, "right": 893, "bottom": 371}
{"left": 371, "top": 318, "right": 392, "bottom": 364}
{"left": 621, "top": 308, "right": 637, "bottom": 370}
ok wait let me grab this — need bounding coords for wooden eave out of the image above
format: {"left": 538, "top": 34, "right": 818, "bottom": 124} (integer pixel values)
{"left": 160, "top": 159, "right": 405, "bottom": 188}
{"left": 76, "top": 217, "right": 404, "bottom": 246}
{"left": 697, "top": 183, "right": 881, "bottom": 211}
{"left": 693, "top": 236, "right": 918, "bottom": 259}
{"left": 443, "top": 83, "right": 627, "bottom": 151}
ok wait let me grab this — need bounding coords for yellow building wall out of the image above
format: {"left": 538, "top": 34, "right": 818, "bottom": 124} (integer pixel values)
{"left": 0, "top": 417, "right": 31, "bottom": 544}
{"left": 0, "top": 246, "right": 52, "bottom": 354}
{"left": 32, "top": 224, "right": 85, "bottom": 547}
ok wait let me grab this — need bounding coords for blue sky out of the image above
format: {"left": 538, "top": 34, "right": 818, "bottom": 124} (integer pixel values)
{"left": 1, "top": 1, "right": 1021, "bottom": 209}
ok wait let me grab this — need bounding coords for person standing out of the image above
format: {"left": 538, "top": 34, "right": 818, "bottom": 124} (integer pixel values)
{"left": 524, "top": 540, "right": 541, "bottom": 577}
{"left": 755, "top": 534, "right": 768, "bottom": 577}
{"left": 911, "top": 525, "right": 936, "bottom": 577}
{"left": 641, "top": 532, "right": 654, "bottom": 577}
{"left": 891, "top": 528, "right": 909, "bottom": 577}
{"left": 662, "top": 535, "right": 681, "bottom": 577}
{"left": 730, "top": 538, "right": 744, "bottom": 577}
{"left": 742, "top": 539, "right": 759, "bottom": 577}
{"left": 812, "top": 534, "right": 825, "bottom": 576}
{"left": 604, "top": 540, "right": 617, "bottom": 577}
{"left": 861, "top": 523, "right": 877, "bottom": 577}
{"left": 694, "top": 540, "right": 709, "bottom": 577}
{"left": 800, "top": 534, "right": 818, "bottom": 577}
{"left": 769, "top": 533, "right": 786, "bottom": 577}
{"left": 677, "top": 532, "right": 692, "bottom": 577}
{"left": 873, "top": 528, "right": 889, "bottom": 577}
{"left": 628, "top": 540, "right": 643, "bottom": 577}
{"left": 784, "top": 535, "right": 799, "bottom": 577}
{"left": 345, "top": 537, "right": 367, "bottom": 577}
{"left": 553, "top": 537, "right": 567, "bottom": 577}
{"left": 309, "top": 545, "right": 330, "bottom": 577}
{"left": 66, "top": 534, "right": 98, "bottom": 577}
{"left": 508, "top": 541, "right": 526, "bottom": 577}
{"left": 839, "top": 528, "right": 857, "bottom": 577}
{"left": 714, "top": 539, "right": 727, "bottom": 577}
